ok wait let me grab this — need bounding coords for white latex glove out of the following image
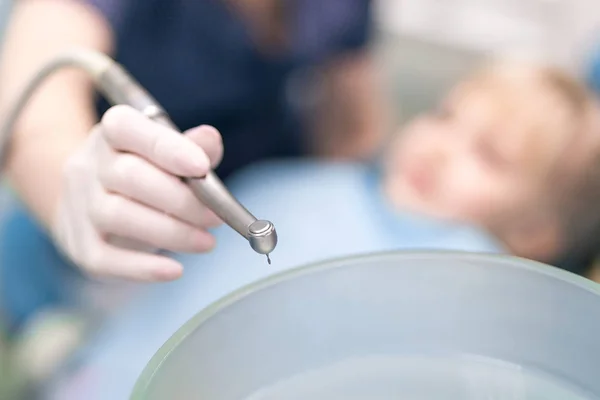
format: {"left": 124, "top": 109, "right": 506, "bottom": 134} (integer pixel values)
{"left": 53, "top": 105, "right": 224, "bottom": 282}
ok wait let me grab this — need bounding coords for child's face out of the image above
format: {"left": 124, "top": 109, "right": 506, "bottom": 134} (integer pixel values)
{"left": 383, "top": 77, "right": 572, "bottom": 227}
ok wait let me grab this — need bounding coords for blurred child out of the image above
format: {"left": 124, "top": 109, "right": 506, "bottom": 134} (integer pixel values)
{"left": 384, "top": 61, "right": 600, "bottom": 263}
{"left": 45, "top": 61, "right": 600, "bottom": 399}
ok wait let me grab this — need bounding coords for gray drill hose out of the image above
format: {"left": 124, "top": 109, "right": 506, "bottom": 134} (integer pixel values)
{"left": 0, "top": 49, "right": 114, "bottom": 169}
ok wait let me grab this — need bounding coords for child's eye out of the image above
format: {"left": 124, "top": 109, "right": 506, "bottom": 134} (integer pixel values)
{"left": 477, "top": 141, "right": 509, "bottom": 169}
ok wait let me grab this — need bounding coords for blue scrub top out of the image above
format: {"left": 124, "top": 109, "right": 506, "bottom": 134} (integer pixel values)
{"left": 86, "top": 0, "right": 373, "bottom": 178}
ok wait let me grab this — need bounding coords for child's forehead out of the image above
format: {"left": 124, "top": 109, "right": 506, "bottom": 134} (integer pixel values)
{"left": 457, "top": 72, "right": 576, "bottom": 130}
{"left": 448, "top": 73, "right": 558, "bottom": 119}
{"left": 446, "top": 73, "right": 578, "bottom": 169}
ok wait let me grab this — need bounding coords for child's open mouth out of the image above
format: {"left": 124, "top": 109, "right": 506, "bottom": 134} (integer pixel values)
{"left": 404, "top": 165, "right": 435, "bottom": 197}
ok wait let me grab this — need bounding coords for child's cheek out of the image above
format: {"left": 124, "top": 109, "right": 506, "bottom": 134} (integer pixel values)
{"left": 448, "top": 170, "right": 500, "bottom": 220}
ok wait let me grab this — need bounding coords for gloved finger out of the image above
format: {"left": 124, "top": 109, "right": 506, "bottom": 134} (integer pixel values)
{"left": 90, "top": 191, "right": 217, "bottom": 253}
{"left": 99, "top": 151, "right": 222, "bottom": 228}
{"left": 85, "top": 241, "right": 184, "bottom": 282}
{"left": 100, "top": 105, "right": 210, "bottom": 177}
{"left": 183, "top": 125, "right": 224, "bottom": 168}
{"left": 105, "top": 235, "right": 156, "bottom": 253}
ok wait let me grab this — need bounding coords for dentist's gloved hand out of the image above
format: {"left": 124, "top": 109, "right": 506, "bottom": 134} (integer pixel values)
{"left": 53, "top": 105, "right": 224, "bottom": 282}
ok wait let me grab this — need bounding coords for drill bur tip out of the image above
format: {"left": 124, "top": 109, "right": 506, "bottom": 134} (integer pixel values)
{"left": 248, "top": 220, "right": 278, "bottom": 256}
{"left": 266, "top": 254, "right": 271, "bottom": 265}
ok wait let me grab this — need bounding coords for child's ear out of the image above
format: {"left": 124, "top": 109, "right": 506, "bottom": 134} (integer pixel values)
{"left": 503, "top": 214, "right": 564, "bottom": 262}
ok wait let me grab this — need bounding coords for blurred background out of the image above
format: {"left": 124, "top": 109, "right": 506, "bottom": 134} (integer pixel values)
{"left": 0, "top": 0, "right": 599, "bottom": 398}
{"left": 376, "top": 0, "right": 600, "bottom": 124}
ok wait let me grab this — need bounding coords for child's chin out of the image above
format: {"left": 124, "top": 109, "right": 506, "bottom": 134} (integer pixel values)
{"left": 396, "top": 195, "right": 463, "bottom": 223}
{"left": 384, "top": 178, "right": 449, "bottom": 217}
{"left": 392, "top": 181, "right": 434, "bottom": 209}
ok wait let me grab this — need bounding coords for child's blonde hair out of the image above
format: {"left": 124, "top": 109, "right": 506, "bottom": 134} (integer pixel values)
{"left": 538, "top": 66, "right": 600, "bottom": 257}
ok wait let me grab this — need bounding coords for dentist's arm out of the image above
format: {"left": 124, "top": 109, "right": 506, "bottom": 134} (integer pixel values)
{"left": 307, "top": 0, "right": 389, "bottom": 161}
{"left": 310, "top": 51, "right": 388, "bottom": 160}
{"left": 0, "top": 0, "right": 224, "bottom": 281}
{"left": 0, "top": 0, "right": 112, "bottom": 227}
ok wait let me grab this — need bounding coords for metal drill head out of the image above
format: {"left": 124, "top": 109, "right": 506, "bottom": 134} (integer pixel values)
{"left": 248, "top": 220, "right": 277, "bottom": 255}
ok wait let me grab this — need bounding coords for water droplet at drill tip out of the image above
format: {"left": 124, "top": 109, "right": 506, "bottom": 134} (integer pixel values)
{"left": 266, "top": 254, "right": 271, "bottom": 265}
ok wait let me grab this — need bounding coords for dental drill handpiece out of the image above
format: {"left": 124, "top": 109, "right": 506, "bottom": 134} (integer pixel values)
{"left": 97, "top": 62, "right": 278, "bottom": 262}
{"left": 0, "top": 49, "right": 277, "bottom": 262}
